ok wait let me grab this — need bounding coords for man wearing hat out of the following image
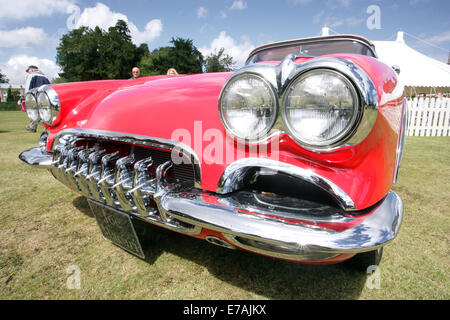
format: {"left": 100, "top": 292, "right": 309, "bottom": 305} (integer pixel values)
{"left": 24, "top": 65, "right": 50, "bottom": 132}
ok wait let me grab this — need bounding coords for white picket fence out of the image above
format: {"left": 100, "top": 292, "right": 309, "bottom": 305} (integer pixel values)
{"left": 406, "top": 97, "right": 449, "bottom": 136}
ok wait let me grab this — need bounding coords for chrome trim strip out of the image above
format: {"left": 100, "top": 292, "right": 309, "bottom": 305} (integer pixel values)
{"left": 394, "top": 98, "right": 407, "bottom": 184}
{"left": 51, "top": 128, "right": 201, "bottom": 189}
{"left": 216, "top": 157, "right": 356, "bottom": 211}
{"left": 246, "top": 35, "right": 378, "bottom": 64}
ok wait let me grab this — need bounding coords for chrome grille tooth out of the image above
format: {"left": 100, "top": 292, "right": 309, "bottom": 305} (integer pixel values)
{"left": 56, "top": 144, "right": 77, "bottom": 188}
{"left": 88, "top": 149, "right": 106, "bottom": 174}
{"left": 154, "top": 160, "right": 174, "bottom": 222}
{"left": 64, "top": 147, "right": 84, "bottom": 191}
{"left": 51, "top": 144, "right": 66, "bottom": 184}
{"left": 75, "top": 148, "right": 96, "bottom": 197}
{"left": 130, "top": 157, "right": 157, "bottom": 217}
{"left": 155, "top": 160, "right": 173, "bottom": 194}
{"left": 52, "top": 144, "right": 65, "bottom": 165}
{"left": 86, "top": 149, "right": 106, "bottom": 201}
{"left": 113, "top": 155, "right": 136, "bottom": 212}
{"left": 98, "top": 151, "right": 120, "bottom": 207}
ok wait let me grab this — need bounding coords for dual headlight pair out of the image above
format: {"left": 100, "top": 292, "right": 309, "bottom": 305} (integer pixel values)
{"left": 219, "top": 68, "right": 361, "bottom": 149}
{"left": 25, "top": 85, "right": 60, "bottom": 125}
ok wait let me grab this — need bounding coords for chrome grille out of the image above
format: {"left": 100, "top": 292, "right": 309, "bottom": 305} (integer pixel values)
{"left": 49, "top": 136, "right": 198, "bottom": 234}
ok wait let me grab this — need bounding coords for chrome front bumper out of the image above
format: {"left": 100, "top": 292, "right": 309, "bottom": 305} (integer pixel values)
{"left": 19, "top": 145, "right": 403, "bottom": 262}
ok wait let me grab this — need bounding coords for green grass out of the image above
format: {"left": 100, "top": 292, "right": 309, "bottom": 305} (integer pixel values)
{"left": 0, "top": 102, "right": 21, "bottom": 111}
{"left": 0, "top": 110, "right": 448, "bottom": 299}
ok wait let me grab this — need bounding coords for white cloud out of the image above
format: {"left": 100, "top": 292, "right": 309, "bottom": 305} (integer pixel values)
{"left": 0, "top": 0, "right": 75, "bottom": 20}
{"left": 230, "top": 0, "right": 247, "bottom": 10}
{"left": 197, "top": 6, "right": 207, "bottom": 18}
{"left": 409, "top": 0, "right": 430, "bottom": 5}
{"left": 337, "top": 0, "right": 351, "bottom": 7}
{"left": 129, "top": 19, "right": 163, "bottom": 45}
{"left": 345, "top": 17, "right": 365, "bottom": 27}
{"left": 290, "top": 0, "right": 312, "bottom": 5}
{"left": 200, "top": 31, "right": 255, "bottom": 66}
{"left": 428, "top": 30, "right": 450, "bottom": 44}
{"left": 314, "top": 14, "right": 364, "bottom": 29}
{"left": 220, "top": 11, "right": 228, "bottom": 19}
{"left": 75, "top": 3, "right": 162, "bottom": 44}
{"left": 313, "top": 11, "right": 324, "bottom": 24}
{"left": 0, "top": 54, "right": 61, "bottom": 84}
{"left": 0, "top": 27, "right": 48, "bottom": 48}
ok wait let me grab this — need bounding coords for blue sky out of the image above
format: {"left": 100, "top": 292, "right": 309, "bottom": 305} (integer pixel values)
{"left": 1, "top": 0, "right": 449, "bottom": 83}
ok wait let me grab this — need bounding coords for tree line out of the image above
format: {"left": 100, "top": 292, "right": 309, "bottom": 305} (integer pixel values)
{"left": 55, "top": 20, "right": 235, "bottom": 82}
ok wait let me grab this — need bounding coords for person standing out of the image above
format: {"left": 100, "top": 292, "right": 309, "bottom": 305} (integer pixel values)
{"left": 18, "top": 94, "right": 26, "bottom": 112}
{"left": 129, "top": 67, "right": 141, "bottom": 79}
{"left": 167, "top": 68, "right": 178, "bottom": 75}
{"left": 24, "top": 65, "right": 50, "bottom": 132}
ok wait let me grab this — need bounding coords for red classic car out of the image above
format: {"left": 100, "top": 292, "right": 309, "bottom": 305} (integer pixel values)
{"left": 20, "top": 34, "right": 405, "bottom": 271}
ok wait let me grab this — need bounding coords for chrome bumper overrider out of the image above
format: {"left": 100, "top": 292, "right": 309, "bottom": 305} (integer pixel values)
{"left": 19, "top": 143, "right": 403, "bottom": 262}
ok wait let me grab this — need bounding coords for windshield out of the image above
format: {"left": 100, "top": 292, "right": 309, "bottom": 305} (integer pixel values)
{"left": 247, "top": 39, "right": 376, "bottom": 64}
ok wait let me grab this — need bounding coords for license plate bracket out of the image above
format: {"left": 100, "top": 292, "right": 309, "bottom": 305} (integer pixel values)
{"left": 88, "top": 199, "right": 145, "bottom": 259}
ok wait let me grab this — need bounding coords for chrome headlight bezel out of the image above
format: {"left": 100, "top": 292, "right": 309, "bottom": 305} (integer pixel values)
{"left": 36, "top": 85, "right": 60, "bottom": 125}
{"left": 217, "top": 55, "right": 378, "bottom": 151}
{"left": 25, "top": 92, "right": 39, "bottom": 122}
{"left": 281, "top": 68, "right": 361, "bottom": 148}
{"left": 218, "top": 72, "right": 279, "bottom": 142}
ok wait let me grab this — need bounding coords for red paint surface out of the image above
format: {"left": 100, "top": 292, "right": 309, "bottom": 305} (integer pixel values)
{"left": 46, "top": 54, "right": 403, "bottom": 211}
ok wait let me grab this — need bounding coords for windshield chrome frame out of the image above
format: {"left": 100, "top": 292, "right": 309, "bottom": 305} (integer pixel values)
{"left": 246, "top": 35, "right": 378, "bottom": 65}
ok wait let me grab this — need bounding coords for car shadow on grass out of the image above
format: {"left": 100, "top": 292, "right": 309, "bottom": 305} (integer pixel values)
{"left": 73, "top": 196, "right": 367, "bottom": 299}
{"left": 134, "top": 213, "right": 368, "bottom": 299}
{"left": 73, "top": 196, "right": 94, "bottom": 217}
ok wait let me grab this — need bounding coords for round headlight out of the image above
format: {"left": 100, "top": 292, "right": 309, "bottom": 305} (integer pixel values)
{"left": 25, "top": 93, "right": 39, "bottom": 122}
{"left": 282, "top": 69, "right": 359, "bottom": 148}
{"left": 37, "top": 86, "right": 60, "bottom": 125}
{"left": 219, "top": 73, "right": 277, "bottom": 141}
{"left": 37, "top": 92, "right": 52, "bottom": 123}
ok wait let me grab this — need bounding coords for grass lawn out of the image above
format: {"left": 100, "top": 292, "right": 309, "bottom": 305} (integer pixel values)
{"left": 0, "top": 110, "right": 448, "bottom": 299}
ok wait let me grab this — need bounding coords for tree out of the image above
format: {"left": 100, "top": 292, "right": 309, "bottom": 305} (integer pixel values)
{"left": 6, "top": 87, "right": 13, "bottom": 102}
{"left": 140, "top": 46, "right": 171, "bottom": 76}
{"left": 6, "top": 87, "right": 20, "bottom": 102}
{"left": 204, "top": 48, "right": 235, "bottom": 72}
{"left": 0, "top": 69, "right": 8, "bottom": 83}
{"left": 56, "top": 20, "right": 149, "bottom": 81}
{"left": 140, "top": 37, "right": 204, "bottom": 75}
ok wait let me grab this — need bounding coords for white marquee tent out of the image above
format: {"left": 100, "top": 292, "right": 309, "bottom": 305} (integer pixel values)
{"left": 372, "top": 31, "right": 450, "bottom": 89}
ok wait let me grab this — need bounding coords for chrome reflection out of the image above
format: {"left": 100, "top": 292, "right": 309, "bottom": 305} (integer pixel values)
{"left": 49, "top": 137, "right": 200, "bottom": 236}
{"left": 46, "top": 134, "right": 402, "bottom": 261}
{"left": 216, "top": 157, "right": 356, "bottom": 211}
{"left": 51, "top": 128, "right": 201, "bottom": 189}
{"left": 222, "top": 54, "right": 379, "bottom": 150}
